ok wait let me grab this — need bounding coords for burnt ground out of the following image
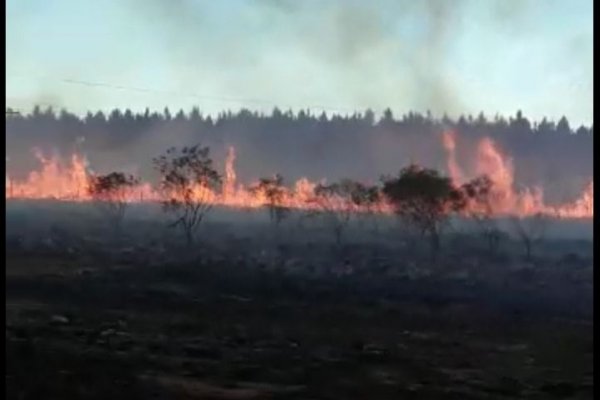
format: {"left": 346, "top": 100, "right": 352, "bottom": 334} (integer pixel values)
{"left": 6, "top": 250, "right": 593, "bottom": 400}
{"left": 5, "top": 203, "right": 594, "bottom": 399}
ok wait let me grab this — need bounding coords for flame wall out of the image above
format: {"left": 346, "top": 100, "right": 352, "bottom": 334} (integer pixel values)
{"left": 5, "top": 132, "right": 593, "bottom": 219}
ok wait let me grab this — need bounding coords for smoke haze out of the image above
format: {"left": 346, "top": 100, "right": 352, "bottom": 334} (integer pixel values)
{"left": 6, "top": 0, "right": 593, "bottom": 125}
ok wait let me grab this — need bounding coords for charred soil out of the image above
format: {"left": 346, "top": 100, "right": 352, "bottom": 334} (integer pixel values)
{"left": 6, "top": 248, "right": 593, "bottom": 399}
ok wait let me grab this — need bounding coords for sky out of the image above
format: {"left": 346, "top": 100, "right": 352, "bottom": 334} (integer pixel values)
{"left": 6, "top": 0, "right": 594, "bottom": 126}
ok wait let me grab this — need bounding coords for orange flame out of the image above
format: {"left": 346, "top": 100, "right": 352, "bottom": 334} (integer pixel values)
{"left": 223, "top": 146, "right": 237, "bottom": 201}
{"left": 6, "top": 133, "right": 593, "bottom": 219}
{"left": 7, "top": 149, "right": 91, "bottom": 201}
{"left": 441, "top": 130, "right": 463, "bottom": 185}
{"left": 442, "top": 130, "right": 593, "bottom": 218}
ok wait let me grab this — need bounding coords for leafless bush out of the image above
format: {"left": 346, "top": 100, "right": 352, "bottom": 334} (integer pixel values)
{"left": 309, "top": 180, "right": 358, "bottom": 247}
{"left": 153, "top": 145, "right": 221, "bottom": 246}
{"left": 461, "top": 175, "right": 504, "bottom": 254}
{"left": 510, "top": 213, "right": 549, "bottom": 261}
{"left": 249, "top": 173, "right": 291, "bottom": 229}
{"left": 88, "top": 172, "right": 140, "bottom": 236}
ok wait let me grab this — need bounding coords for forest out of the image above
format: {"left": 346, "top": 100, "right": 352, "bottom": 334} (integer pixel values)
{"left": 6, "top": 107, "right": 593, "bottom": 205}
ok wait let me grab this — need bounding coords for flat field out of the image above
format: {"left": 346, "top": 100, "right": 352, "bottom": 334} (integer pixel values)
{"left": 5, "top": 202, "right": 593, "bottom": 399}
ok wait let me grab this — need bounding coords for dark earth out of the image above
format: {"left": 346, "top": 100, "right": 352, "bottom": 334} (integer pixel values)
{"left": 5, "top": 203, "right": 593, "bottom": 399}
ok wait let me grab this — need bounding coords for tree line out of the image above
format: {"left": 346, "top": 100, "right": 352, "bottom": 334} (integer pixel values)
{"left": 6, "top": 106, "right": 593, "bottom": 203}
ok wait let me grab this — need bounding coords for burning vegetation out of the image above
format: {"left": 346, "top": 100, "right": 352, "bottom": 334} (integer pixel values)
{"left": 5, "top": 130, "right": 593, "bottom": 221}
{"left": 5, "top": 116, "right": 593, "bottom": 400}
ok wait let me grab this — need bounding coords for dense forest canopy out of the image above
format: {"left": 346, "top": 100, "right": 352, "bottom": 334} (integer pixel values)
{"left": 5, "top": 107, "right": 593, "bottom": 204}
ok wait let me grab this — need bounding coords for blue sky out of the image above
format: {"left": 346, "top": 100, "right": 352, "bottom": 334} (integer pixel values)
{"left": 6, "top": 0, "right": 593, "bottom": 126}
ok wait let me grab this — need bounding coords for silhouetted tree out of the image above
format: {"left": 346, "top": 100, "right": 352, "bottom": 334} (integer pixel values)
{"left": 382, "top": 165, "right": 466, "bottom": 258}
{"left": 476, "top": 112, "right": 487, "bottom": 127}
{"left": 510, "top": 213, "right": 548, "bottom": 261}
{"left": 153, "top": 145, "right": 221, "bottom": 246}
{"left": 556, "top": 116, "right": 571, "bottom": 135}
{"left": 88, "top": 172, "right": 140, "bottom": 236}
{"left": 310, "top": 180, "right": 357, "bottom": 247}
{"left": 461, "top": 175, "right": 503, "bottom": 254}
{"left": 364, "top": 109, "right": 375, "bottom": 126}
{"left": 249, "top": 174, "right": 290, "bottom": 229}
{"left": 163, "top": 107, "right": 172, "bottom": 121}
{"left": 347, "top": 181, "right": 382, "bottom": 234}
{"left": 537, "top": 117, "right": 555, "bottom": 134}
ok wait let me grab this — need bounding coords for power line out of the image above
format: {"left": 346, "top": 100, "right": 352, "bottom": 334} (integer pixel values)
{"left": 62, "top": 78, "right": 279, "bottom": 106}
{"left": 7, "top": 73, "right": 363, "bottom": 115}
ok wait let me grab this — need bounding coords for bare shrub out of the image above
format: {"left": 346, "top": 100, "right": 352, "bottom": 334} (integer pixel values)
{"left": 153, "top": 145, "right": 221, "bottom": 246}
{"left": 88, "top": 172, "right": 140, "bottom": 236}
{"left": 510, "top": 212, "right": 548, "bottom": 261}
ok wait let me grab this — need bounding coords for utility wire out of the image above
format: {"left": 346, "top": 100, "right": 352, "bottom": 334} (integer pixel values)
{"left": 7, "top": 73, "right": 363, "bottom": 115}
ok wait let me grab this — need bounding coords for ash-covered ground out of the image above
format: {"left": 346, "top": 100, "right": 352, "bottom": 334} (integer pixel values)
{"left": 6, "top": 201, "right": 593, "bottom": 399}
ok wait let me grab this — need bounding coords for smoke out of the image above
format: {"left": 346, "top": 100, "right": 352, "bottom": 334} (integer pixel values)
{"left": 411, "top": 0, "right": 465, "bottom": 115}
{"left": 6, "top": 1, "right": 592, "bottom": 201}
{"left": 7, "top": 1, "right": 592, "bottom": 124}
{"left": 254, "top": 0, "right": 469, "bottom": 114}
{"left": 113, "top": 0, "right": 471, "bottom": 116}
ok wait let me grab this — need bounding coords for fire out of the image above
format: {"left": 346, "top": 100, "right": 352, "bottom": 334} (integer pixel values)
{"left": 550, "top": 181, "right": 593, "bottom": 219}
{"left": 441, "top": 130, "right": 464, "bottom": 185}
{"left": 5, "top": 132, "right": 594, "bottom": 219}
{"left": 475, "top": 137, "right": 520, "bottom": 213}
{"left": 223, "top": 146, "right": 237, "bottom": 201}
{"left": 441, "top": 130, "right": 593, "bottom": 218}
{"left": 7, "top": 149, "right": 91, "bottom": 201}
